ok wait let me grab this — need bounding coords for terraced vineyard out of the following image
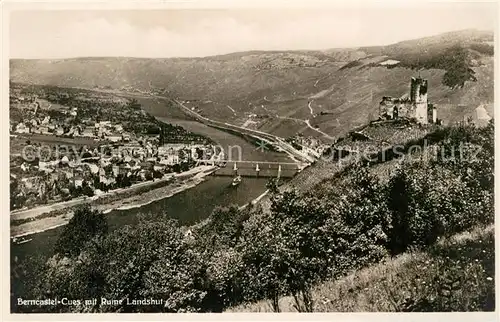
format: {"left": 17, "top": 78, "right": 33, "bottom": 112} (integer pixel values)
{"left": 10, "top": 30, "right": 494, "bottom": 141}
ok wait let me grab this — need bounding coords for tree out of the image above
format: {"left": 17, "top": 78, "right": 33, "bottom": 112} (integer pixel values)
{"left": 36, "top": 246, "right": 107, "bottom": 313}
{"left": 180, "top": 161, "right": 190, "bottom": 172}
{"left": 237, "top": 211, "right": 288, "bottom": 312}
{"left": 385, "top": 159, "right": 490, "bottom": 252}
{"left": 141, "top": 240, "right": 210, "bottom": 312}
{"left": 266, "top": 178, "right": 279, "bottom": 194}
{"left": 81, "top": 182, "right": 94, "bottom": 197}
{"left": 54, "top": 204, "right": 108, "bottom": 258}
{"left": 93, "top": 220, "right": 213, "bottom": 313}
{"left": 239, "top": 165, "right": 391, "bottom": 311}
{"left": 172, "top": 164, "right": 181, "bottom": 173}
{"left": 386, "top": 166, "right": 411, "bottom": 254}
{"left": 153, "top": 170, "right": 163, "bottom": 179}
{"left": 128, "top": 98, "right": 142, "bottom": 110}
{"left": 10, "top": 179, "right": 19, "bottom": 209}
{"left": 116, "top": 173, "right": 132, "bottom": 188}
{"left": 200, "top": 205, "right": 243, "bottom": 249}
{"left": 205, "top": 247, "right": 246, "bottom": 310}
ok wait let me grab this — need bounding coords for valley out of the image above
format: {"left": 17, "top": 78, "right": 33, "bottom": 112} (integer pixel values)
{"left": 10, "top": 29, "right": 494, "bottom": 143}
{"left": 8, "top": 25, "right": 495, "bottom": 314}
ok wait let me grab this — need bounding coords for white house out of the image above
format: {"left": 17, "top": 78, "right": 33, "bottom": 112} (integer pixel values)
{"left": 106, "top": 133, "right": 122, "bottom": 143}
{"left": 475, "top": 104, "right": 492, "bottom": 127}
{"left": 60, "top": 156, "right": 70, "bottom": 164}
{"left": 81, "top": 127, "right": 96, "bottom": 138}
{"left": 112, "top": 165, "right": 119, "bottom": 178}
{"left": 99, "top": 175, "right": 115, "bottom": 186}
{"left": 154, "top": 164, "right": 167, "bottom": 172}
{"left": 39, "top": 160, "right": 59, "bottom": 172}
{"left": 74, "top": 177, "right": 84, "bottom": 188}
{"left": 85, "top": 163, "right": 99, "bottom": 175}
{"left": 159, "top": 155, "right": 180, "bottom": 166}
{"left": 62, "top": 169, "right": 74, "bottom": 179}
{"left": 122, "top": 133, "right": 131, "bottom": 142}
{"left": 114, "top": 124, "right": 124, "bottom": 133}
{"left": 39, "top": 126, "right": 50, "bottom": 135}
{"left": 15, "top": 123, "right": 30, "bottom": 134}
{"left": 20, "top": 163, "right": 30, "bottom": 172}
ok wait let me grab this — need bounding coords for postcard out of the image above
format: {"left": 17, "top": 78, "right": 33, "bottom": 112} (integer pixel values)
{"left": 3, "top": 1, "right": 497, "bottom": 321}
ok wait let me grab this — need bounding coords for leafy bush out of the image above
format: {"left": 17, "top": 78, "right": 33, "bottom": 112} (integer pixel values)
{"left": 322, "top": 165, "right": 390, "bottom": 274}
{"left": 386, "top": 163, "right": 485, "bottom": 252}
{"left": 205, "top": 248, "right": 246, "bottom": 310}
{"left": 199, "top": 205, "right": 245, "bottom": 249}
{"left": 469, "top": 43, "right": 494, "bottom": 56}
{"left": 392, "top": 45, "right": 477, "bottom": 88}
{"left": 339, "top": 60, "right": 363, "bottom": 70}
{"left": 236, "top": 166, "right": 390, "bottom": 311}
{"left": 282, "top": 226, "right": 495, "bottom": 313}
{"left": 385, "top": 121, "right": 494, "bottom": 253}
{"left": 53, "top": 204, "right": 107, "bottom": 258}
{"left": 401, "top": 229, "right": 495, "bottom": 311}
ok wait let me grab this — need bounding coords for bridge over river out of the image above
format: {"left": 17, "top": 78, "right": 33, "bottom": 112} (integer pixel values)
{"left": 169, "top": 98, "right": 316, "bottom": 164}
{"left": 197, "top": 160, "right": 306, "bottom": 178}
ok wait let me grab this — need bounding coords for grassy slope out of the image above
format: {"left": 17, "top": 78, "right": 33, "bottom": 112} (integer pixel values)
{"left": 234, "top": 120, "right": 494, "bottom": 312}
{"left": 10, "top": 30, "right": 493, "bottom": 140}
{"left": 226, "top": 224, "right": 495, "bottom": 312}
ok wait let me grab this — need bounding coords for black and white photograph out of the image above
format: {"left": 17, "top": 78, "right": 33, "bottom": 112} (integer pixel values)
{"left": 5, "top": 0, "right": 497, "bottom": 317}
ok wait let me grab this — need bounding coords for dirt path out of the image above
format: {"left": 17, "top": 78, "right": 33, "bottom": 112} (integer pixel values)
{"left": 259, "top": 97, "right": 334, "bottom": 141}
{"left": 308, "top": 100, "right": 316, "bottom": 117}
{"left": 305, "top": 119, "right": 335, "bottom": 140}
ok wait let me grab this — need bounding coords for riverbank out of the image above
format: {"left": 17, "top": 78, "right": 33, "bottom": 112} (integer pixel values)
{"left": 11, "top": 165, "right": 217, "bottom": 238}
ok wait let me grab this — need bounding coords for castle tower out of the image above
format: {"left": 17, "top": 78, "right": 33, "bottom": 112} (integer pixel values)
{"left": 410, "top": 77, "right": 428, "bottom": 124}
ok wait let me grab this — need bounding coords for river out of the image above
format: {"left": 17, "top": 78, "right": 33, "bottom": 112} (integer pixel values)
{"left": 139, "top": 96, "right": 292, "bottom": 163}
{"left": 11, "top": 96, "right": 294, "bottom": 299}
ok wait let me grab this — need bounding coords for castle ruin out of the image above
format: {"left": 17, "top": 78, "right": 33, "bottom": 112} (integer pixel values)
{"left": 379, "top": 76, "right": 437, "bottom": 125}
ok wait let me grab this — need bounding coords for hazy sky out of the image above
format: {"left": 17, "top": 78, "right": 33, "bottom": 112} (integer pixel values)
{"left": 9, "top": 3, "right": 497, "bottom": 59}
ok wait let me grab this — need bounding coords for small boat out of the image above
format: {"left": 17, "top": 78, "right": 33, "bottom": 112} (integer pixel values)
{"left": 16, "top": 238, "right": 32, "bottom": 245}
{"left": 231, "top": 175, "right": 242, "bottom": 187}
{"left": 11, "top": 236, "right": 33, "bottom": 245}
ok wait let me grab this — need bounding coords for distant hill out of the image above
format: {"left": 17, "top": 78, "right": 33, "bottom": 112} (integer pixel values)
{"left": 361, "top": 29, "right": 493, "bottom": 55}
{"left": 356, "top": 29, "right": 494, "bottom": 88}
{"left": 10, "top": 29, "right": 494, "bottom": 140}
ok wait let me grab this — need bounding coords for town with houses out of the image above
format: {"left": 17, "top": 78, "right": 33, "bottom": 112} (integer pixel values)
{"left": 9, "top": 84, "right": 222, "bottom": 211}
